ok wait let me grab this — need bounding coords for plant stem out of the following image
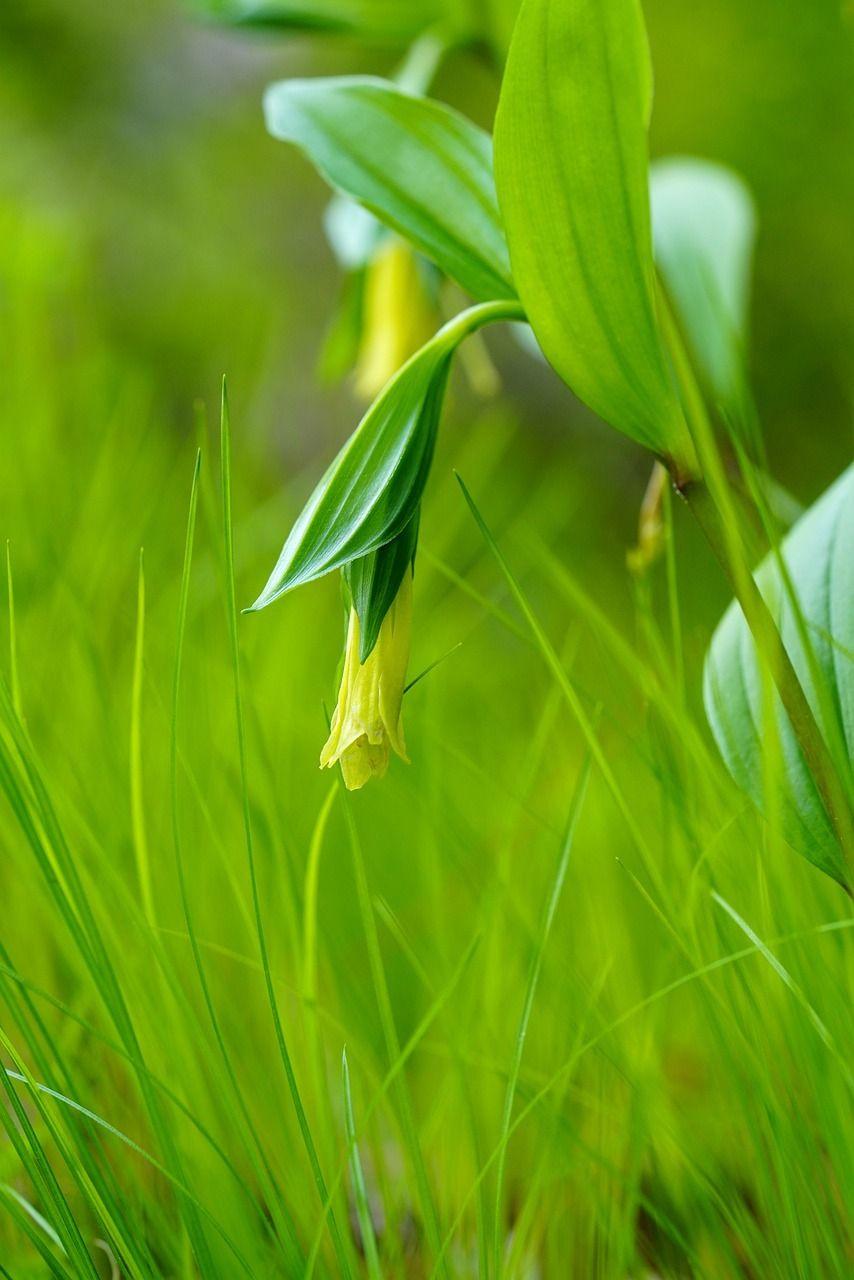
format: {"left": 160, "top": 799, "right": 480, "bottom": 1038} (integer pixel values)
{"left": 680, "top": 477, "right": 853, "bottom": 864}
{"left": 657, "top": 286, "right": 854, "bottom": 872}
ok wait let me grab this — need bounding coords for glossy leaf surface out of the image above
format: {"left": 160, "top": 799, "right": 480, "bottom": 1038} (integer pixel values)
{"left": 248, "top": 301, "right": 523, "bottom": 612}
{"left": 265, "top": 76, "right": 514, "bottom": 302}
{"left": 345, "top": 512, "right": 420, "bottom": 660}
{"left": 494, "top": 0, "right": 695, "bottom": 470}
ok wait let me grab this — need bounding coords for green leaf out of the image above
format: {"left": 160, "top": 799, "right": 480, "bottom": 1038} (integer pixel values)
{"left": 651, "top": 157, "right": 757, "bottom": 413}
{"left": 345, "top": 512, "right": 419, "bottom": 660}
{"left": 247, "top": 299, "right": 523, "bottom": 612}
{"left": 704, "top": 465, "right": 854, "bottom": 886}
{"left": 264, "top": 76, "right": 515, "bottom": 302}
{"left": 493, "top": 0, "right": 695, "bottom": 471}
{"left": 251, "top": 348, "right": 448, "bottom": 611}
{"left": 204, "top": 0, "right": 448, "bottom": 38}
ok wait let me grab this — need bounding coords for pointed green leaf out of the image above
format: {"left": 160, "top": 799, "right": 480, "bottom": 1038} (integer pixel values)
{"left": 264, "top": 76, "right": 515, "bottom": 302}
{"left": 250, "top": 348, "right": 448, "bottom": 611}
{"left": 494, "top": 0, "right": 695, "bottom": 471}
{"left": 248, "top": 299, "right": 523, "bottom": 612}
{"left": 651, "top": 158, "right": 757, "bottom": 412}
{"left": 345, "top": 511, "right": 420, "bottom": 661}
{"left": 704, "top": 465, "right": 854, "bottom": 886}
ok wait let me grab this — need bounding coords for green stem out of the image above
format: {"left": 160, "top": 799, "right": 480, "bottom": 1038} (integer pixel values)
{"left": 436, "top": 298, "right": 526, "bottom": 346}
{"left": 394, "top": 29, "right": 449, "bottom": 96}
{"left": 681, "top": 479, "right": 853, "bottom": 863}
{"left": 658, "top": 287, "right": 853, "bottom": 871}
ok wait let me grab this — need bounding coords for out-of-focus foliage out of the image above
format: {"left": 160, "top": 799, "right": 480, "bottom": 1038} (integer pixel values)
{"left": 705, "top": 465, "right": 854, "bottom": 887}
{"left": 2, "top": 0, "right": 851, "bottom": 483}
{"left": 645, "top": 0, "right": 854, "bottom": 491}
{"left": 201, "top": 0, "right": 458, "bottom": 39}
{"left": 197, "top": 0, "right": 515, "bottom": 48}
{"left": 651, "top": 158, "right": 757, "bottom": 418}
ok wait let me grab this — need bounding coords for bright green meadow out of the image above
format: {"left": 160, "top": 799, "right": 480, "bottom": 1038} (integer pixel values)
{"left": 0, "top": 1, "right": 852, "bottom": 1277}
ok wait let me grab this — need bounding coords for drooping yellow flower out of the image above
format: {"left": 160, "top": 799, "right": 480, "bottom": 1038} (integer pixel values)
{"left": 320, "top": 567, "right": 412, "bottom": 790}
{"left": 354, "top": 239, "right": 437, "bottom": 400}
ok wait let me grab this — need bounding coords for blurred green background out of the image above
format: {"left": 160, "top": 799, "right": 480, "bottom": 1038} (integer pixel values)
{"left": 2, "top": 0, "right": 853, "bottom": 489}
{"left": 0, "top": 1, "right": 852, "bottom": 1275}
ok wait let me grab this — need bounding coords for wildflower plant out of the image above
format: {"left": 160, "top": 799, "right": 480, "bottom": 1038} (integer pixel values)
{"left": 245, "top": 0, "right": 853, "bottom": 890}
{"left": 1, "top": 0, "right": 852, "bottom": 1276}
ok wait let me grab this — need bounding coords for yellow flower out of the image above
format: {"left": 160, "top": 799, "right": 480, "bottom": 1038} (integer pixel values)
{"left": 320, "top": 567, "right": 412, "bottom": 790}
{"left": 354, "top": 239, "right": 437, "bottom": 400}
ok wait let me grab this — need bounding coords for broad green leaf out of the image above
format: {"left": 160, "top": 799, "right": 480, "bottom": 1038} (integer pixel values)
{"left": 651, "top": 158, "right": 757, "bottom": 412}
{"left": 494, "top": 0, "right": 695, "bottom": 472}
{"left": 704, "top": 465, "right": 854, "bottom": 886}
{"left": 319, "top": 34, "right": 448, "bottom": 326}
{"left": 247, "top": 299, "right": 523, "bottom": 612}
{"left": 264, "top": 76, "right": 515, "bottom": 302}
{"left": 345, "top": 511, "right": 420, "bottom": 660}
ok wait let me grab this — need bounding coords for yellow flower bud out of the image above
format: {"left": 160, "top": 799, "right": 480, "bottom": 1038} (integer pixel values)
{"left": 320, "top": 567, "right": 412, "bottom": 790}
{"left": 627, "top": 461, "right": 668, "bottom": 576}
{"left": 354, "top": 239, "right": 437, "bottom": 400}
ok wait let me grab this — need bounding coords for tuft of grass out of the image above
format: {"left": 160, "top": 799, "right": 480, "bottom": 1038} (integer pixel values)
{"left": 0, "top": 173, "right": 850, "bottom": 1280}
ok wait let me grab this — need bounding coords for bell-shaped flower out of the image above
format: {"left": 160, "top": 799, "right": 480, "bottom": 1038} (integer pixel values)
{"left": 320, "top": 566, "right": 412, "bottom": 790}
{"left": 355, "top": 239, "right": 437, "bottom": 400}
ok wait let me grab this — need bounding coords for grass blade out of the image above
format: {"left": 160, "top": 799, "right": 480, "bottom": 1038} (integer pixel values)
{"left": 219, "top": 380, "right": 354, "bottom": 1278}
{"left": 171, "top": 448, "right": 298, "bottom": 1273}
{"left": 712, "top": 891, "right": 852, "bottom": 1086}
{"left": 342, "top": 1050, "right": 383, "bottom": 1280}
{"left": 5, "top": 541, "right": 21, "bottom": 720}
{"left": 491, "top": 754, "right": 591, "bottom": 1277}
{"left": 455, "top": 473, "right": 656, "bottom": 873}
{"left": 130, "top": 547, "right": 154, "bottom": 929}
